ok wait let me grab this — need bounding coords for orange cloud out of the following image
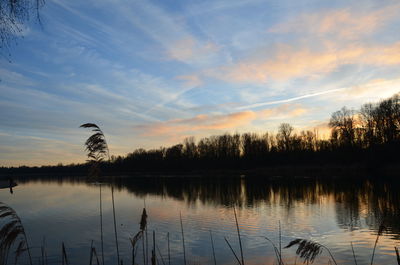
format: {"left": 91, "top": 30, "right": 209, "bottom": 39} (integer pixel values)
{"left": 207, "top": 42, "right": 400, "bottom": 83}
{"left": 137, "top": 111, "right": 257, "bottom": 136}
{"left": 135, "top": 104, "right": 308, "bottom": 136}
{"left": 258, "top": 104, "right": 308, "bottom": 119}
{"left": 175, "top": 74, "right": 203, "bottom": 87}
{"left": 343, "top": 78, "right": 400, "bottom": 99}
{"left": 166, "top": 37, "right": 219, "bottom": 62}
{"left": 269, "top": 4, "right": 399, "bottom": 39}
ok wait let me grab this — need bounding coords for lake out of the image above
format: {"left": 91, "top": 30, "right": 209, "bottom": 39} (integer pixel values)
{"left": 0, "top": 176, "right": 399, "bottom": 265}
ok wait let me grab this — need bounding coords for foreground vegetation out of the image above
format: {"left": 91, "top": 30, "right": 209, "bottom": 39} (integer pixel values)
{"left": 1, "top": 200, "right": 400, "bottom": 265}
{"left": 0, "top": 93, "right": 399, "bottom": 176}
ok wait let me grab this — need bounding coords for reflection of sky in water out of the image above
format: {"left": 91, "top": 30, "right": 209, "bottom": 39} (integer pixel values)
{"left": 0, "top": 177, "right": 399, "bottom": 265}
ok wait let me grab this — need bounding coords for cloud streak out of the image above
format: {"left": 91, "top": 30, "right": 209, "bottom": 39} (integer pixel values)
{"left": 236, "top": 89, "right": 344, "bottom": 110}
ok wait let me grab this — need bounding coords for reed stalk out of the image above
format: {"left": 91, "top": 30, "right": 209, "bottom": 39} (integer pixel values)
{"left": 111, "top": 186, "right": 120, "bottom": 265}
{"left": 167, "top": 232, "right": 170, "bottom": 265}
{"left": 146, "top": 228, "right": 149, "bottom": 265}
{"left": 180, "top": 212, "right": 186, "bottom": 265}
{"left": 143, "top": 233, "right": 146, "bottom": 265}
{"left": 279, "top": 221, "right": 282, "bottom": 265}
{"left": 90, "top": 240, "right": 94, "bottom": 265}
{"left": 156, "top": 243, "right": 166, "bottom": 265}
{"left": 151, "top": 231, "right": 156, "bottom": 265}
{"left": 371, "top": 224, "right": 386, "bottom": 265}
{"left": 264, "top": 236, "right": 283, "bottom": 265}
{"left": 395, "top": 246, "right": 400, "bottom": 265}
{"left": 351, "top": 242, "right": 358, "bottom": 265}
{"left": 100, "top": 184, "right": 104, "bottom": 265}
{"left": 62, "top": 242, "right": 68, "bottom": 265}
{"left": 210, "top": 230, "right": 217, "bottom": 265}
{"left": 224, "top": 237, "right": 242, "bottom": 265}
{"left": 140, "top": 208, "right": 148, "bottom": 265}
{"left": 233, "top": 206, "right": 245, "bottom": 265}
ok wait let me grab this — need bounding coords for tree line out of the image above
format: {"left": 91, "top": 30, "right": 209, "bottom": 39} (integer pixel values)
{"left": 1, "top": 93, "right": 399, "bottom": 176}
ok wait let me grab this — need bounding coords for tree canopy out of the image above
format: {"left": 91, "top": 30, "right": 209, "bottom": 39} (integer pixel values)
{"left": 0, "top": 0, "right": 44, "bottom": 56}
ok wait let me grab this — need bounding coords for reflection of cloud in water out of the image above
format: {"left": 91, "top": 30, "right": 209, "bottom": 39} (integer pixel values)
{"left": 4, "top": 176, "right": 400, "bottom": 265}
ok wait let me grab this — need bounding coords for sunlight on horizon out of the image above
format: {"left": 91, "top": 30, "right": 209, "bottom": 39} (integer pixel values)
{"left": 1, "top": 0, "right": 400, "bottom": 166}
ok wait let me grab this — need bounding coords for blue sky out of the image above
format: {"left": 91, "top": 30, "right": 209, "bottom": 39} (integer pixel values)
{"left": 1, "top": 0, "right": 400, "bottom": 166}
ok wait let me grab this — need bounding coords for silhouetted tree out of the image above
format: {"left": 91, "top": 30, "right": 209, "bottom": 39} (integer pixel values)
{"left": 2, "top": 93, "right": 399, "bottom": 175}
{"left": 277, "top": 123, "right": 294, "bottom": 151}
{"left": 329, "top": 107, "right": 356, "bottom": 147}
{"left": 1, "top": 0, "right": 44, "bottom": 56}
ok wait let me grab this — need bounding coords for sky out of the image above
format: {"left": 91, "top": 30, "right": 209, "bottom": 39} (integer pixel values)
{"left": 1, "top": 0, "right": 400, "bottom": 166}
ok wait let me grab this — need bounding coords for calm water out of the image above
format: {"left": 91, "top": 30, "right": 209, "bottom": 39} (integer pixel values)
{"left": 1, "top": 176, "right": 400, "bottom": 265}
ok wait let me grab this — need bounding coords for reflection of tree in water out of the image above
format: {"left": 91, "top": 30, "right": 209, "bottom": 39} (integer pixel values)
{"left": 16, "top": 176, "right": 400, "bottom": 238}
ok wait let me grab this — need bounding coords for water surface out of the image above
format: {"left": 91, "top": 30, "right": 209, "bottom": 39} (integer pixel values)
{"left": 0, "top": 176, "right": 399, "bottom": 265}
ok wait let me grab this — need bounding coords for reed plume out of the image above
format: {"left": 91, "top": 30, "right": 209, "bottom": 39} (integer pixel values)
{"left": 285, "top": 239, "right": 337, "bottom": 265}
{"left": 80, "top": 123, "right": 110, "bottom": 265}
{"left": 80, "top": 123, "right": 110, "bottom": 163}
{"left": 0, "top": 202, "right": 32, "bottom": 265}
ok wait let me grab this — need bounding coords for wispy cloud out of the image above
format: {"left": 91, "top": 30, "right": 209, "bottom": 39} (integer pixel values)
{"left": 166, "top": 38, "right": 219, "bottom": 63}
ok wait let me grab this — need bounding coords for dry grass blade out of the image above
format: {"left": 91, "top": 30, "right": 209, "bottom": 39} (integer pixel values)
{"left": 285, "top": 239, "right": 337, "bottom": 265}
{"left": 264, "top": 237, "right": 283, "bottom": 265}
{"left": 395, "top": 246, "right": 400, "bottom": 265}
{"left": 14, "top": 240, "right": 26, "bottom": 265}
{"left": 156, "top": 243, "right": 166, "bottom": 265}
{"left": 0, "top": 202, "right": 32, "bottom": 265}
{"left": 130, "top": 231, "right": 143, "bottom": 249}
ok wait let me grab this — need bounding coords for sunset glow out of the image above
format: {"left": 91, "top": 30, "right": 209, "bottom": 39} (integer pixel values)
{"left": 1, "top": 0, "right": 399, "bottom": 166}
